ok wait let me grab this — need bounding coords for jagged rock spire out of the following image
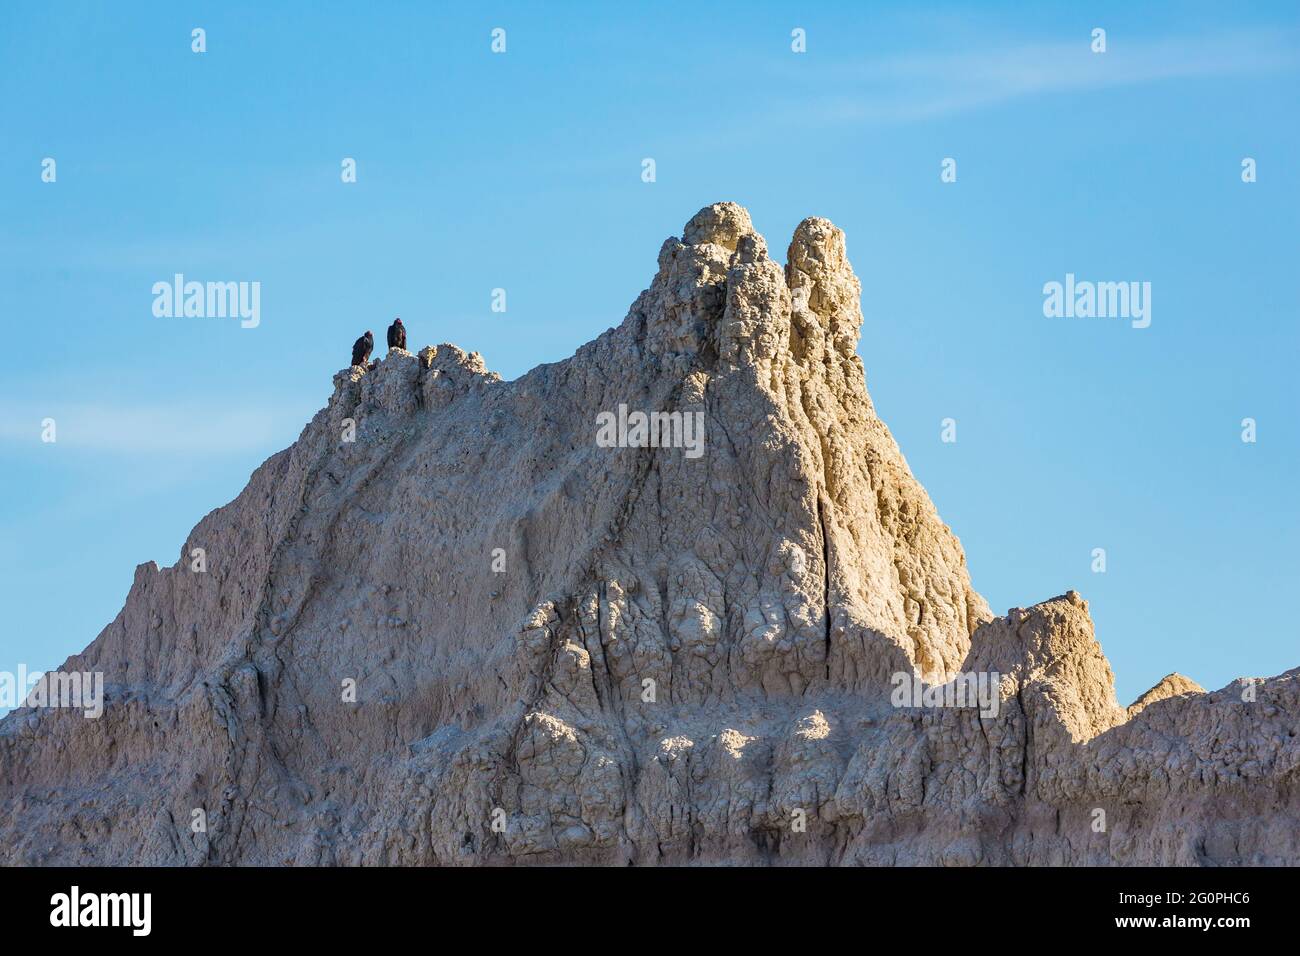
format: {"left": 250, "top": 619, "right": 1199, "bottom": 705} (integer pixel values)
{"left": 0, "top": 204, "right": 1294, "bottom": 867}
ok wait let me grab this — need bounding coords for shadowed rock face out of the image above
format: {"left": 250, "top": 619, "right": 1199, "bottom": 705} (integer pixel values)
{"left": 1, "top": 203, "right": 1296, "bottom": 866}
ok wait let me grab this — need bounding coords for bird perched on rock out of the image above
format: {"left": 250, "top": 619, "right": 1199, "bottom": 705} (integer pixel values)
{"left": 351, "top": 330, "right": 374, "bottom": 367}
{"left": 387, "top": 317, "right": 406, "bottom": 351}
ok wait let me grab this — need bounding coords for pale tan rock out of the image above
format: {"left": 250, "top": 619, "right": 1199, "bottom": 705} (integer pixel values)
{"left": 0, "top": 204, "right": 1294, "bottom": 867}
{"left": 1127, "top": 672, "right": 1206, "bottom": 718}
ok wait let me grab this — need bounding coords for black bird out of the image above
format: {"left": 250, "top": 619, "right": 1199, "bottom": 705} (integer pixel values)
{"left": 387, "top": 317, "right": 406, "bottom": 351}
{"left": 351, "top": 330, "right": 374, "bottom": 367}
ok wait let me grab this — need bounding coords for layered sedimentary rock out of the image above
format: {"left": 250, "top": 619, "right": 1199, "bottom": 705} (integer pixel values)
{"left": 1, "top": 203, "right": 1295, "bottom": 866}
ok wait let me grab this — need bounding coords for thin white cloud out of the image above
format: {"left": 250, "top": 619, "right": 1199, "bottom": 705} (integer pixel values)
{"left": 0, "top": 402, "right": 315, "bottom": 455}
{"left": 775, "top": 29, "right": 1299, "bottom": 125}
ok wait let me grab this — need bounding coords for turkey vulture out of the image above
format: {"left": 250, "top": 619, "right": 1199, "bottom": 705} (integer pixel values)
{"left": 387, "top": 317, "right": 406, "bottom": 351}
{"left": 351, "top": 330, "right": 374, "bottom": 367}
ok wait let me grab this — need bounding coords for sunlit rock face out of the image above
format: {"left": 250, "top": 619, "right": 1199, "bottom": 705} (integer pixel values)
{"left": 1, "top": 203, "right": 1295, "bottom": 866}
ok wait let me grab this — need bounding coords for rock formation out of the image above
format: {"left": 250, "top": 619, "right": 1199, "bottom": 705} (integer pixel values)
{"left": 2, "top": 203, "right": 1296, "bottom": 866}
{"left": 1126, "top": 673, "right": 1206, "bottom": 720}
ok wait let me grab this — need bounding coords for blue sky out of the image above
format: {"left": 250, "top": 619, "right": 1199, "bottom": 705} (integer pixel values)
{"left": 1, "top": 1, "right": 1296, "bottom": 706}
